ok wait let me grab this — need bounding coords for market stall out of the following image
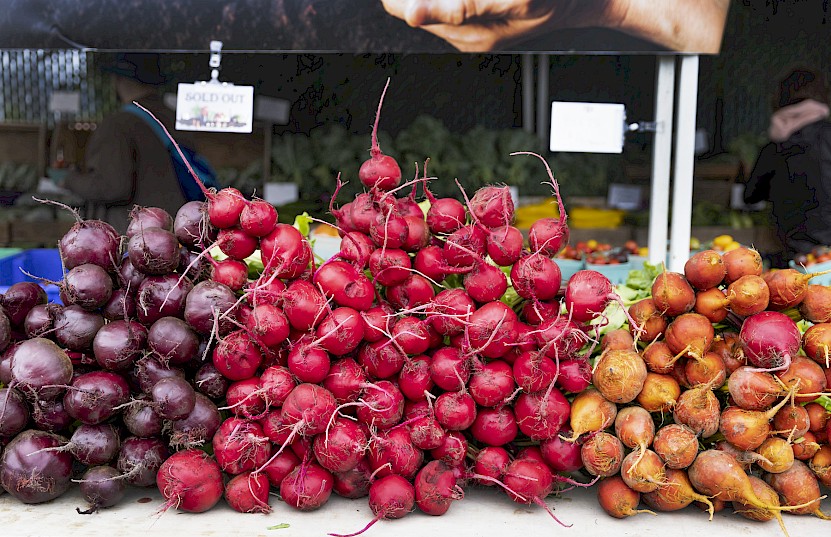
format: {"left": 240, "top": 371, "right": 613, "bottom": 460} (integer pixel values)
{"left": 3, "top": 2, "right": 831, "bottom": 537}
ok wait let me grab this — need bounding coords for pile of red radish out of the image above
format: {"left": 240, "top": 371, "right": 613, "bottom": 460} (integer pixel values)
{"left": 2, "top": 80, "right": 831, "bottom": 537}
{"left": 582, "top": 245, "right": 831, "bottom": 535}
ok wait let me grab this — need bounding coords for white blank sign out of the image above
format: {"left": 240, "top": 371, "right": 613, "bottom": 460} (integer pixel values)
{"left": 549, "top": 101, "right": 626, "bottom": 154}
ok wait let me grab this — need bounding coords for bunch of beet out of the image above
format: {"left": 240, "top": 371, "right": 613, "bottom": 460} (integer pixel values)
{"left": 583, "top": 245, "right": 831, "bottom": 535}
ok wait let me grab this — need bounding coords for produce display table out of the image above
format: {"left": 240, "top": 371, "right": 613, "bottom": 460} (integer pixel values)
{"left": 3, "top": 484, "right": 827, "bottom": 537}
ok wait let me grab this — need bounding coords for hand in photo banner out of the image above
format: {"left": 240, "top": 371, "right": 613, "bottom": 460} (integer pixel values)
{"left": 381, "top": 0, "right": 730, "bottom": 53}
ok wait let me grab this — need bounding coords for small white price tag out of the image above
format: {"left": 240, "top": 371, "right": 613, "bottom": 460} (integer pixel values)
{"left": 48, "top": 91, "right": 81, "bottom": 114}
{"left": 175, "top": 83, "right": 254, "bottom": 133}
{"left": 549, "top": 101, "right": 626, "bottom": 154}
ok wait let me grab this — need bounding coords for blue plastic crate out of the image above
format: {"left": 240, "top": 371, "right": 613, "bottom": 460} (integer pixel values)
{"left": 585, "top": 261, "right": 633, "bottom": 286}
{"left": 0, "top": 249, "right": 64, "bottom": 285}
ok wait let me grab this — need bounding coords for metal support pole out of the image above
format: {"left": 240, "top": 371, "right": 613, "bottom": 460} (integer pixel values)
{"left": 522, "top": 54, "right": 534, "bottom": 133}
{"left": 668, "top": 55, "right": 700, "bottom": 272}
{"left": 647, "top": 56, "right": 676, "bottom": 265}
{"left": 536, "top": 54, "right": 549, "bottom": 146}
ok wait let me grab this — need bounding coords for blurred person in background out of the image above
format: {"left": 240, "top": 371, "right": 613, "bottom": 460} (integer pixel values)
{"left": 744, "top": 66, "right": 831, "bottom": 268}
{"left": 65, "top": 53, "right": 188, "bottom": 233}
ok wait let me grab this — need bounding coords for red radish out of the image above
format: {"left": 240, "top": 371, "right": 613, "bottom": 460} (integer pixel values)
{"left": 212, "top": 329, "right": 263, "bottom": 381}
{"left": 511, "top": 253, "right": 561, "bottom": 302}
{"left": 260, "top": 223, "right": 312, "bottom": 280}
{"left": 596, "top": 475, "right": 654, "bottom": 518}
{"left": 390, "top": 316, "right": 430, "bottom": 355}
{"left": 434, "top": 391, "right": 477, "bottom": 431}
{"left": 280, "top": 463, "right": 334, "bottom": 511}
{"left": 312, "top": 417, "right": 367, "bottom": 473}
{"left": 262, "top": 449, "right": 300, "bottom": 488}
{"left": 486, "top": 225, "right": 524, "bottom": 267}
{"left": 332, "top": 458, "right": 372, "bottom": 499}
{"left": 429, "top": 346, "right": 470, "bottom": 391}
{"left": 224, "top": 471, "right": 271, "bottom": 514}
{"left": 401, "top": 214, "right": 430, "bottom": 252}
{"left": 408, "top": 415, "right": 446, "bottom": 450}
{"left": 740, "top": 310, "right": 801, "bottom": 372}
{"left": 356, "top": 380, "right": 405, "bottom": 430}
{"left": 282, "top": 279, "right": 328, "bottom": 331}
{"left": 329, "top": 474, "right": 414, "bottom": 537}
{"left": 369, "top": 248, "right": 412, "bottom": 286}
{"left": 467, "top": 184, "right": 515, "bottom": 228}
{"left": 652, "top": 424, "right": 699, "bottom": 469}
{"left": 245, "top": 304, "right": 290, "bottom": 349}
{"left": 349, "top": 193, "right": 380, "bottom": 235}
{"left": 651, "top": 271, "right": 696, "bottom": 317}
{"left": 386, "top": 275, "right": 436, "bottom": 311}
{"left": 217, "top": 227, "right": 258, "bottom": 260}
{"left": 397, "top": 355, "right": 434, "bottom": 402}
{"left": 502, "top": 458, "right": 570, "bottom": 527}
{"left": 322, "top": 358, "right": 366, "bottom": 403}
{"left": 314, "top": 307, "right": 365, "bottom": 356}
{"left": 470, "top": 406, "right": 518, "bottom": 446}
{"left": 513, "top": 387, "right": 570, "bottom": 441}
{"left": 513, "top": 151, "right": 569, "bottom": 255}
{"left": 467, "top": 301, "right": 519, "bottom": 359}
{"left": 430, "top": 431, "right": 468, "bottom": 467}
{"left": 684, "top": 249, "right": 726, "bottom": 290}
{"left": 224, "top": 378, "right": 267, "bottom": 419}
{"left": 473, "top": 446, "right": 511, "bottom": 484}
{"left": 463, "top": 260, "right": 508, "bottom": 303}
{"left": 592, "top": 348, "right": 647, "bottom": 404}
{"left": 239, "top": 199, "right": 278, "bottom": 237}
{"left": 799, "top": 284, "right": 831, "bottom": 323}
{"left": 722, "top": 246, "right": 763, "bottom": 284}
{"left": 207, "top": 187, "right": 247, "bottom": 229}
{"left": 414, "top": 460, "right": 461, "bottom": 516}
{"left": 212, "top": 417, "right": 270, "bottom": 475}
{"left": 540, "top": 433, "right": 583, "bottom": 472}
{"left": 369, "top": 208, "right": 409, "bottom": 250}
{"left": 468, "top": 359, "right": 515, "bottom": 407}
{"left": 366, "top": 426, "right": 423, "bottom": 480}
{"left": 513, "top": 351, "right": 558, "bottom": 393}
{"left": 672, "top": 382, "right": 721, "bottom": 438}
{"left": 443, "top": 224, "right": 487, "bottom": 267}
{"left": 358, "top": 80, "right": 401, "bottom": 191}
{"left": 338, "top": 231, "right": 375, "bottom": 269}
{"left": 427, "top": 288, "right": 475, "bottom": 336}
{"left": 628, "top": 298, "right": 667, "bottom": 343}
{"left": 358, "top": 339, "right": 406, "bottom": 380}
{"left": 211, "top": 258, "right": 248, "bottom": 291}
{"left": 156, "top": 449, "right": 223, "bottom": 513}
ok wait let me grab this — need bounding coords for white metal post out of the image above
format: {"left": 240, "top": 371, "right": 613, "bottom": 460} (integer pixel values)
{"left": 522, "top": 54, "right": 534, "bottom": 133}
{"left": 536, "top": 54, "right": 549, "bottom": 145}
{"left": 648, "top": 56, "right": 676, "bottom": 265}
{"left": 668, "top": 55, "right": 700, "bottom": 272}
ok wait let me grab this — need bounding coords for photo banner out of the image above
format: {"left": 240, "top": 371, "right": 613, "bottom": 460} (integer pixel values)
{"left": 0, "top": 0, "right": 730, "bottom": 54}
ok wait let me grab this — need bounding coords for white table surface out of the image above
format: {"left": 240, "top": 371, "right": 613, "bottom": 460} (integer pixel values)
{"left": 3, "top": 481, "right": 828, "bottom": 537}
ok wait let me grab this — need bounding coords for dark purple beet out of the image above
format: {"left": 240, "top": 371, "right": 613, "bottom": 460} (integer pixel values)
{"left": 117, "top": 256, "right": 146, "bottom": 291}
{"left": 136, "top": 274, "right": 193, "bottom": 326}
{"left": 0, "top": 429, "right": 73, "bottom": 503}
{"left": 68, "top": 423, "right": 121, "bottom": 466}
{"left": 53, "top": 305, "right": 104, "bottom": 352}
{"left": 168, "top": 392, "right": 221, "bottom": 449}
{"left": 122, "top": 397, "right": 164, "bottom": 437}
{"left": 30, "top": 398, "right": 73, "bottom": 433}
{"left": 178, "top": 247, "right": 210, "bottom": 282}
{"left": 184, "top": 280, "right": 238, "bottom": 336}
{"left": 193, "top": 362, "right": 230, "bottom": 400}
{"left": 126, "top": 206, "right": 174, "bottom": 238}
{"left": 9, "top": 337, "right": 73, "bottom": 400}
{"left": 147, "top": 316, "right": 200, "bottom": 366}
{"left": 76, "top": 465, "right": 125, "bottom": 513}
{"left": 132, "top": 356, "right": 185, "bottom": 394}
{"left": 62, "top": 264, "right": 114, "bottom": 311}
{"left": 92, "top": 320, "right": 147, "bottom": 371}
{"left": 101, "top": 287, "right": 137, "bottom": 321}
{"left": 63, "top": 371, "right": 130, "bottom": 425}
{"left": 0, "top": 308, "right": 9, "bottom": 352}
{"left": 1, "top": 282, "right": 48, "bottom": 326}
{"left": 0, "top": 387, "right": 29, "bottom": 437}
{"left": 0, "top": 342, "right": 16, "bottom": 385}
{"left": 174, "top": 200, "right": 209, "bottom": 248}
{"left": 150, "top": 376, "right": 196, "bottom": 420}
{"left": 116, "top": 436, "right": 169, "bottom": 487}
{"left": 23, "top": 303, "right": 57, "bottom": 338}
{"left": 59, "top": 218, "right": 120, "bottom": 272}
{"left": 127, "top": 227, "right": 180, "bottom": 276}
